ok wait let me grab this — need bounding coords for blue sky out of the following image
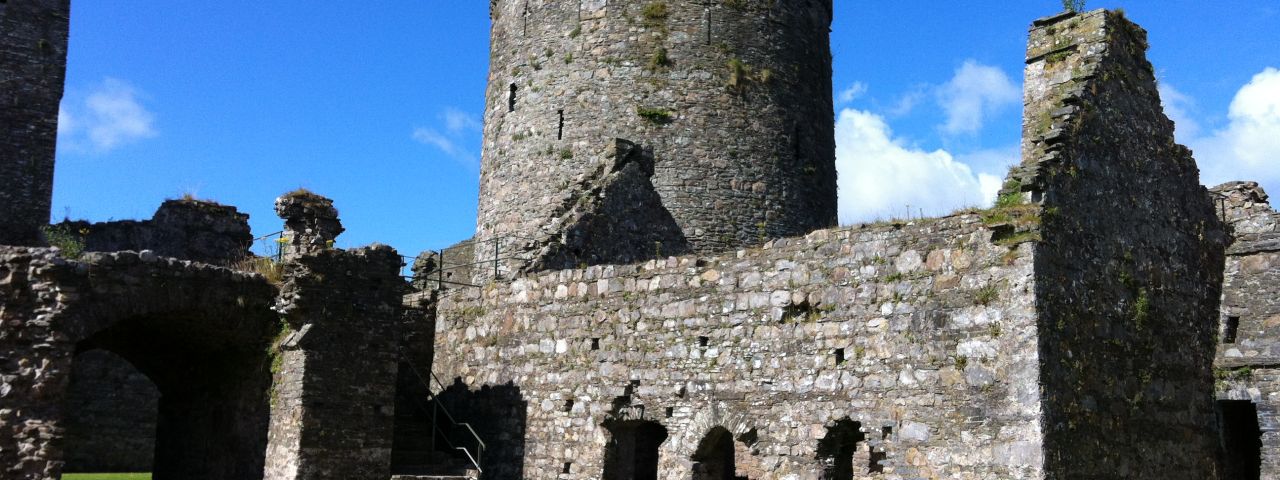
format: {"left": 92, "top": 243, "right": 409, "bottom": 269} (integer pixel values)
{"left": 53, "top": 1, "right": 1280, "bottom": 259}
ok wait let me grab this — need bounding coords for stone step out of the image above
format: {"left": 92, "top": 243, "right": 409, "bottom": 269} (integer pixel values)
{"left": 390, "top": 470, "right": 479, "bottom": 480}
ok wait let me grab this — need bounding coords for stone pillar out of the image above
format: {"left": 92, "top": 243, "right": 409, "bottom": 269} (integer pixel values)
{"left": 264, "top": 195, "right": 405, "bottom": 480}
{"left": 274, "top": 190, "right": 345, "bottom": 262}
{"left": 0, "top": 0, "right": 71, "bottom": 246}
{"left": 0, "top": 248, "right": 75, "bottom": 480}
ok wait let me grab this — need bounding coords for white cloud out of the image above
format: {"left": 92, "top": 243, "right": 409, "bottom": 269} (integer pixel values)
{"left": 1159, "top": 82, "right": 1201, "bottom": 139}
{"left": 58, "top": 78, "right": 156, "bottom": 153}
{"left": 936, "top": 60, "right": 1020, "bottom": 135}
{"left": 413, "top": 107, "right": 482, "bottom": 167}
{"left": 837, "top": 82, "right": 868, "bottom": 105}
{"left": 442, "top": 107, "right": 482, "bottom": 134}
{"left": 412, "top": 128, "right": 462, "bottom": 156}
{"left": 888, "top": 85, "right": 928, "bottom": 117}
{"left": 1170, "top": 68, "right": 1280, "bottom": 190}
{"left": 836, "top": 108, "right": 1009, "bottom": 224}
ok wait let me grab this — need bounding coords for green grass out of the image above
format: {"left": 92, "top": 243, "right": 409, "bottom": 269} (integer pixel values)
{"left": 63, "top": 474, "right": 151, "bottom": 480}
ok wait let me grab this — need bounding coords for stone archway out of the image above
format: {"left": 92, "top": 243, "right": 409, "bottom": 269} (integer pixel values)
{"left": 691, "top": 426, "right": 736, "bottom": 480}
{"left": 0, "top": 248, "right": 280, "bottom": 480}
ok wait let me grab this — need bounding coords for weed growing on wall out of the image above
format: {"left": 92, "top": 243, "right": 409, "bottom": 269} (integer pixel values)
{"left": 41, "top": 225, "right": 86, "bottom": 259}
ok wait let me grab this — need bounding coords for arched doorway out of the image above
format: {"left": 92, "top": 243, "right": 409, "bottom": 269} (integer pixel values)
{"left": 1219, "top": 400, "right": 1262, "bottom": 479}
{"left": 67, "top": 305, "right": 278, "bottom": 480}
{"left": 691, "top": 426, "right": 737, "bottom": 480}
{"left": 0, "top": 250, "right": 281, "bottom": 480}
{"left": 603, "top": 420, "right": 668, "bottom": 480}
{"left": 816, "top": 418, "right": 866, "bottom": 479}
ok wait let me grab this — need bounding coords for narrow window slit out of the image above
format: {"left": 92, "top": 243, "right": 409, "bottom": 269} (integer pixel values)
{"left": 704, "top": 8, "right": 712, "bottom": 45}
{"left": 509, "top": 83, "right": 518, "bottom": 112}
{"left": 522, "top": 2, "right": 530, "bottom": 36}
{"left": 562, "top": 462, "right": 572, "bottom": 474}
{"left": 557, "top": 109, "right": 565, "bottom": 140}
{"left": 665, "top": 406, "right": 674, "bottom": 418}
{"left": 1224, "top": 316, "right": 1240, "bottom": 344}
{"left": 834, "top": 348, "right": 846, "bottom": 365}
{"left": 591, "top": 337, "right": 600, "bottom": 350}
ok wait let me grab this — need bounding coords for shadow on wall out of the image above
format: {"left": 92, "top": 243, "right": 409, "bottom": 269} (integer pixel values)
{"left": 62, "top": 350, "right": 159, "bottom": 473}
{"left": 71, "top": 310, "right": 275, "bottom": 480}
{"left": 434, "top": 379, "right": 529, "bottom": 480}
{"left": 602, "top": 419, "right": 668, "bottom": 480}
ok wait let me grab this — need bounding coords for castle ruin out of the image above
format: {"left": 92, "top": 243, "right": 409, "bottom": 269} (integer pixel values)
{"left": 0, "top": 2, "right": 1274, "bottom": 480}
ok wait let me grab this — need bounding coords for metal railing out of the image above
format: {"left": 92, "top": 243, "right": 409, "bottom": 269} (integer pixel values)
{"left": 250, "top": 230, "right": 286, "bottom": 262}
{"left": 402, "top": 234, "right": 543, "bottom": 290}
{"left": 403, "top": 360, "right": 487, "bottom": 474}
{"left": 1209, "top": 191, "right": 1231, "bottom": 223}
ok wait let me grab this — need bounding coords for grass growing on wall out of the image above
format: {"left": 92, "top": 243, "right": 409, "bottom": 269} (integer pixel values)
{"left": 63, "top": 474, "right": 151, "bottom": 480}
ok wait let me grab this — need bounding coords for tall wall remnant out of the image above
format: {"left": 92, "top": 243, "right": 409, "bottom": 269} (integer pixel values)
{"left": 1212, "top": 180, "right": 1280, "bottom": 478}
{"left": 0, "top": 0, "right": 70, "bottom": 246}
{"left": 474, "top": 0, "right": 837, "bottom": 279}
{"left": 55, "top": 198, "right": 255, "bottom": 264}
{"left": 265, "top": 194, "right": 408, "bottom": 480}
{"left": 1013, "top": 10, "right": 1226, "bottom": 478}
{"left": 433, "top": 9, "right": 1228, "bottom": 479}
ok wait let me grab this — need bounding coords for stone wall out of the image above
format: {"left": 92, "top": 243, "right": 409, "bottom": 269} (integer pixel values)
{"left": 265, "top": 244, "right": 407, "bottom": 480}
{"left": 55, "top": 198, "right": 254, "bottom": 265}
{"left": 0, "top": 0, "right": 69, "bottom": 246}
{"left": 412, "top": 237, "right": 485, "bottom": 290}
{"left": 0, "top": 247, "right": 280, "bottom": 480}
{"left": 435, "top": 9, "right": 1231, "bottom": 480}
{"left": 50, "top": 197, "right": 254, "bottom": 473}
{"left": 1212, "top": 180, "right": 1280, "bottom": 478}
{"left": 474, "top": 0, "right": 837, "bottom": 278}
{"left": 61, "top": 350, "right": 159, "bottom": 473}
{"left": 437, "top": 216, "right": 1044, "bottom": 479}
{"left": 1014, "top": 10, "right": 1226, "bottom": 479}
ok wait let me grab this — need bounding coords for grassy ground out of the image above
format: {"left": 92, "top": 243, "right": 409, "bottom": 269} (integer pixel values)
{"left": 62, "top": 474, "right": 151, "bottom": 480}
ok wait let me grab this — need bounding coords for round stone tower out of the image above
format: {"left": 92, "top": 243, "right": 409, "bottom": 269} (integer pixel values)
{"left": 475, "top": 0, "right": 836, "bottom": 277}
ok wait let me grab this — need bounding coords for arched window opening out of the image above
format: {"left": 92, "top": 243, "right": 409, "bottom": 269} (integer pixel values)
{"left": 816, "top": 418, "right": 868, "bottom": 479}
{"left": 691, "top": 426, "right": 736, "bottom": 480}
{"left": 603, "top": 420, "right": 668, "bottom": 480}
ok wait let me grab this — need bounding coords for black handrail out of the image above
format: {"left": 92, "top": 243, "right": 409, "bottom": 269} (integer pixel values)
{"left": 403, "top": 233, "right": 543, "bottom": 290}
{"left": 403, "top": 360, "right": 486, "bottom": 474}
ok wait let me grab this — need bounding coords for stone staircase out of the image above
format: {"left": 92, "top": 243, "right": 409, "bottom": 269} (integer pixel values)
{"left": 391, "top": 362, "right": 485, "bottom": 480}
{"left": 392, "top": 449, "right": 479, "bottom": 479}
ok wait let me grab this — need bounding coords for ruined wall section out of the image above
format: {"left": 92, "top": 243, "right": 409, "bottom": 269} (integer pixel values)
{"left": 1213, "top": 181, "right": 1280, "bottom": 365}
{"left": 0, "top": 248, "right": 74, "bottom": 480}
{"left": 437, "top": 217, "right": 1043, "bottom": 480}
{"left": 0, "top": 247, "right": 280, "bottom": 480}
{"left": 475, "top": 0, "right": 836, "bottom": 278}
{"left": 0, "top": 0, "right": 69, "bottom": 246}
{"left": 55, "top": 199, "right": 254, "bottom": 265}
{"left": 265, "top": 244, "right": 407, "bottom": 480}
{"left": 1212, "top": 181, "right": 1280, "bottom": 477}
{"left": 50, "top": 198, "right": 254, "bottom": 473}
{"left": 1018, "top": 10, "right": 1227, "bottom": 479}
